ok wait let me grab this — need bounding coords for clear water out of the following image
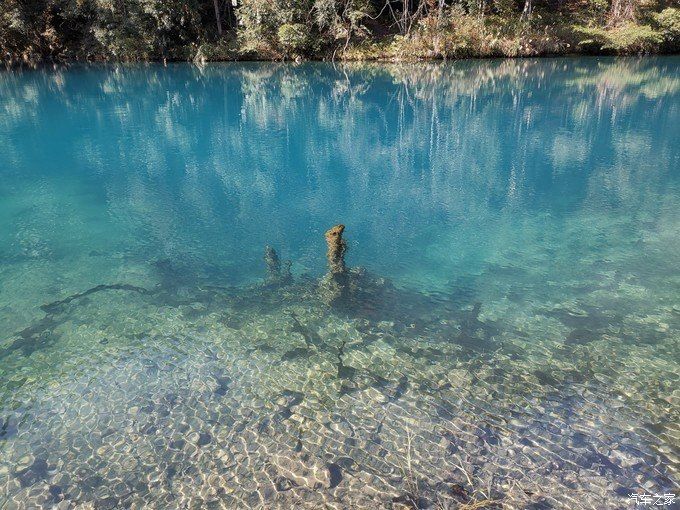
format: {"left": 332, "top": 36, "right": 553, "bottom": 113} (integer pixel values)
{"left": 0, "top": 58, "right": 678, "bottom": 509}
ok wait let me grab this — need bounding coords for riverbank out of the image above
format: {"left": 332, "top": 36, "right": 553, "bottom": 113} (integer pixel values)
{"left": 195, "top": 13, "right": 680, "bottom": 64}
{"left": 1, "top": 2, "right": 678, "bottom": 66}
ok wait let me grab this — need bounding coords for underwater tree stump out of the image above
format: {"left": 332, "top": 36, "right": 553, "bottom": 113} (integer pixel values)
{"left": 265, "top": 246, "right": 281, "bottom": 277}
{"left": 264, "top": 246, "right": 291, "bottom": 284}
{"left": 325, "top": 224, "right": 347, "bottom": 274}
{"left": 319, "top": 224, "right": 350, "bottom": 305}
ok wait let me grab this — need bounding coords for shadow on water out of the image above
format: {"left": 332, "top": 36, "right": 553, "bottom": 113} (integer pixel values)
{"left": 0, "top": 284, "right": 151, "bottom": 362}
{"left": 3, "top": 260, "right": 496, "bottom": 359}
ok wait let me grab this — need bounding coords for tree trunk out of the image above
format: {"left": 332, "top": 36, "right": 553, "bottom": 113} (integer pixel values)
{"left": 223, "top": 0, "right": 233, "bottom": 29}
{"left": 608, "top": 0, "right": 635, "bottom": 25}
{"left": 522, "top": 0, "right": 532, "bottom": 19}
{"left": 213, "top": 0, "right": 223, "bottom": 36}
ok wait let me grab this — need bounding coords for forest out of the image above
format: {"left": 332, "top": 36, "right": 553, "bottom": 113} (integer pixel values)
{"left": 1, "top": 0, "right": 679, "bottom": 64}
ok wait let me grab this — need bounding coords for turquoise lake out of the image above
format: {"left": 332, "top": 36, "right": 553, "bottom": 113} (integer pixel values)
{"left": 0, "top": 58, "right": 679, "bottom": 508}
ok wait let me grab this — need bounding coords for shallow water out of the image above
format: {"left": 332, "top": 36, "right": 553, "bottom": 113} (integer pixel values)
{"left": 0, "top": 58, "right": 679, "bottom": 509}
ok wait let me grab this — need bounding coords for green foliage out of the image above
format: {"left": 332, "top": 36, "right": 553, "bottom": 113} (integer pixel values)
{"left": 193, "top": 37, "right": 239, "bottom": 62}
{"left": 313, "top": 0, "right": 371, "bottom": 41}
{"left": 655, "top": 7, "right": 680, "bottom": 50}
{"left": 573, "top": 0, "right": 610, "bottom": 24}
{"left": 236, "top": 0, "right": 281, "bottom": 55}
{"left": 236, "top": 0, "right": 371, "bottom": 58}
{"left": 0, "top": 0, "right": 677, "bottom": 63}
{"left": 277, "top": 23, "right": 308, "bottom": 55}
{"left": 0, "top": 0, "right": 27, "bottom": 61}
{"left": 395, "top": 6, "right": 490, "bottom": 59}
{"left": 573, "top": 22, "right": 664, "bottom": 53}
{"left": 382, "top": 5, "right": 574, "bottom": 60}
{"left": 90, "top": 0, "right": 205, "bottom": 60}
{"left": 0, "top": 0, "right": 209, "bottom": 62}
{"left": 236, "top": 0, "right": 315, "bottom": 57}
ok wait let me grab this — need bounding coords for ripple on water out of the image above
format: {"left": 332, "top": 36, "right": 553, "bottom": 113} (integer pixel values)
{"left": 0, "top": 276, "right": 677, "bottom": 509}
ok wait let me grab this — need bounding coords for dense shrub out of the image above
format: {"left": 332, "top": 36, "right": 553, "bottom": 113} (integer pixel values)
{"left": 278, "top": 23, "right": 309, "bottom": 56}
{"left": 392, "top": 7, "right": 490, "bottom": 59}
{"left": 574, "top": 22, "right": 664, "bottom": 53}
{"left": 0, "top": 0, "right": 677, "bottom": 63}
{"left": 0, "top": 0, "right": 27, "bottom": 62}
{"left": 656, "top": 7, "right": 680, "bottom": 50}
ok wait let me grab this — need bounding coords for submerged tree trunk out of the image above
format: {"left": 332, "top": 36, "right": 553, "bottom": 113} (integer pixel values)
{"left": 325, "top": 225, "right": 347, "bottom": 274}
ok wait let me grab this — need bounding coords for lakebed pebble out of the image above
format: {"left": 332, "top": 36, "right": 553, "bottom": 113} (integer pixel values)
{"left": 0, "top": 276, "right": 677, "bottom": 509}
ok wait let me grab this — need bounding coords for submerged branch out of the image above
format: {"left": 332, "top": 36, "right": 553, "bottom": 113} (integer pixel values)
{"left": 40, "top": 283, "right": 153, "bottom": 314}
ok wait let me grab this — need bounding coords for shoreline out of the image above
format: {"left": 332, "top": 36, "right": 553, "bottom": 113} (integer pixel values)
{"left": 3, "top": 51, "right": 679, "bottom": 69}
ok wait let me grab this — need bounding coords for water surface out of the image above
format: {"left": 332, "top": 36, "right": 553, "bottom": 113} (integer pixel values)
{"left": 0, "top": 58, "right": 679, "bottom": 509}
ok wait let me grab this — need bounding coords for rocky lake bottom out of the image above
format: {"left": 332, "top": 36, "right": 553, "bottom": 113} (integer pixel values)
{"left": 0, "top": 262, "right": 678, "bottom": 509}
